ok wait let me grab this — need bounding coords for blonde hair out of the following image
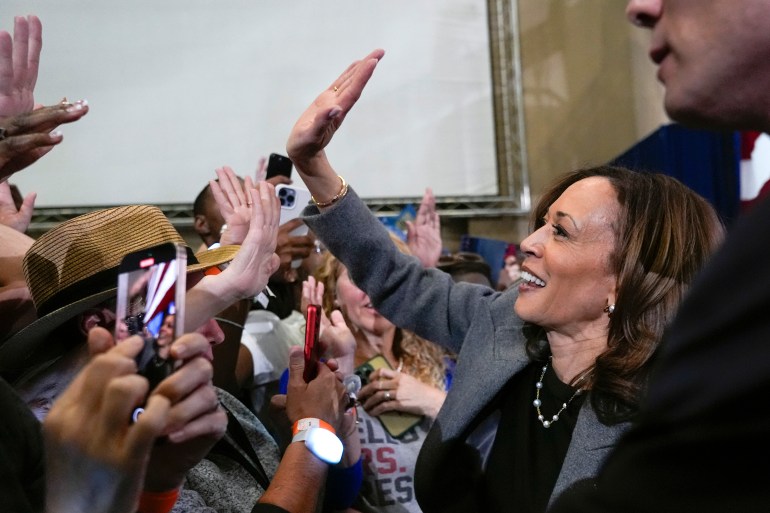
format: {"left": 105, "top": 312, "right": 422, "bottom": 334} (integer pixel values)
{"left": 314, "top": 233, "right": 451, "bottom": 390}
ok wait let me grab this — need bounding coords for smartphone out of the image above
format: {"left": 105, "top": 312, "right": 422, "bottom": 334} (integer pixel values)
{"left": 115, "top": 242, "right": 186, "bottom": 391}
{"left": 265, "top": 153, "right": 293, "bottom": 180}
{"left": 354, "top": 355, "right": 423, "bottom": 438}
{"left": 276, "top": 184, "right": 312, "bottom": 268}
{"left": 303, "top": 304, "right": 321, "bottom": 382}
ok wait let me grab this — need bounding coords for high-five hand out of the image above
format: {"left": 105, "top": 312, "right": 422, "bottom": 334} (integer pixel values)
{"left": 286, "top": 49, "right": 385, "bottom": 202}
{"left": 0, "top": 15, "right": 42, "bottom": 119}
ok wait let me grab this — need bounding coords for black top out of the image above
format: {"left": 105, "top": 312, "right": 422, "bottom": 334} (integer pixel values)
{"left": 0, "top": 377, "right": 45, "bottom": 513}
{"left": 483, "top": 362, "right": 585, "bottom": 513}
{"left": 251, "top": 281, "right": 296, "bottom": 320}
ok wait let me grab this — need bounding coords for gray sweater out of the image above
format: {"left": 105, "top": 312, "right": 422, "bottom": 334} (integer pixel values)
{"left": 303, "top": 189, "right": 630, "bottom": 512}
{"left": 173, "top": 388, "right": 280, "bottom": 513}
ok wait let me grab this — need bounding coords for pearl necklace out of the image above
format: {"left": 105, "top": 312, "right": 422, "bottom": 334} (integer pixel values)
{"left": 532, "top": 358, "right": 586, "bottom": 429}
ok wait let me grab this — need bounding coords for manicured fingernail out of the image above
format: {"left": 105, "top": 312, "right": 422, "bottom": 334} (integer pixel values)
{"left": 50, "top": 130, "right": 62, "bottom": 137}
{"left": 167, "top": 430, "right": 185, "bottom": 443}
{"left": 68, "top": 99, "right": 88, "bottom": 111}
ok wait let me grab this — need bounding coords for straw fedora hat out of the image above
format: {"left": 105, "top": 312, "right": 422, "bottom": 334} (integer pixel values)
{"left": 0, "top": 204, "right": 240, "bottom": 377}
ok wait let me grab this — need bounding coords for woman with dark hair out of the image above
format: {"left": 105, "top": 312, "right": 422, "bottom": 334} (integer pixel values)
{"left": 524, "top": 166, "right": 724, "bottom": 424}
{"left": 285, "top": 49, "right": 725, "bottom": 512}
{"left": 305, "top": 232, "right": 453, "bottom": 512}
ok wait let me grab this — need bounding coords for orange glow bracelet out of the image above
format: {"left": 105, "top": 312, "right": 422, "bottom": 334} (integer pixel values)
{"left": 292, "top": 417, "right": 336, "bottom": 436}
{"left": 138, "top": 488, "right": 180, "bottom": 513}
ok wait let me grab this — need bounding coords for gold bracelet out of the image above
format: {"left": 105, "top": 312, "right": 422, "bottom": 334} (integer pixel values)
{"left": 311, "top": 175, "right": 348, "bottom": 208}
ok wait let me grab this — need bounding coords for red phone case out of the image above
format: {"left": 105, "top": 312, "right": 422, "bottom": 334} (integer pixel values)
{"left": 303, "top": 304, "right": 321, "bottom": 382}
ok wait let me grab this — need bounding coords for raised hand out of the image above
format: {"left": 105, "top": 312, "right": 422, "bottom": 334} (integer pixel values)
{"left": 0, "top": 180, "right": 35, "bottom": 232}
{"left": 0, "top": 100, "right": 89, "bottom": 181}
{"left": 255, "top": 155, "right": 267, "bottom": 182}
{"left": 218, "top": 183, "right": 281, "bottom": 297}
{"left": 286, "top": 49, "right": 384, "bottom": 200}
{"left": 301, "top": 275, "right": 326, "bottom": 320}
{"left": 0, "top": 15, "right": 42, "bottom": 119}
{"left": 406, "top": 187, "right": 442, "bottom": 268}
{"left": 185, "top": 181, "right": 281, "bottom": 331}
{"left": 301, "top": 276, "right": 356, "bottom": 374}
{"left": 209, "top": 166, "right": 254, "bottom": 246}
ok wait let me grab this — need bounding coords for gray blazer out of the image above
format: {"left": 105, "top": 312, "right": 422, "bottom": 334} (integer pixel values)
{"left": 303, "top": 189, "right": 630, "bottom": 512}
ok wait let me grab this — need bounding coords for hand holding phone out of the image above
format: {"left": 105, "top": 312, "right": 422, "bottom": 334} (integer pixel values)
{"left": 115, "top": 242, "right": 186, "bottom": 391}
{"left": 303, "top": 304, "right": 321, "bottom": 382}
{"left": 265, "top": 153, "right": 293, "bottom": 180}
{"left": 355, "top": 355, "right": 423, "bottom": 438}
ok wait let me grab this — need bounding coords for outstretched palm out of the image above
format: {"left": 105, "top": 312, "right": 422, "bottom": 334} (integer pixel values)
{"left": 286, "top": 49, "right": 385, "bottom": 171}
{"left": 0, "top": 16, "right": 42, "bottom": 121}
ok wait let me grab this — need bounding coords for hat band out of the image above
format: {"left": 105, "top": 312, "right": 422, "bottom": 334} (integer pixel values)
{"left": 37, "top": 267, "right": 119, "bottom": 318}
{"left": 36, "top": 247, "right": 199, "bottom": 318}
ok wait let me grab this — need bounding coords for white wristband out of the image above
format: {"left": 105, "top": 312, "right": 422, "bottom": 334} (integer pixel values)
{"left": 291, "top": 418, "right": 343, "bottom": 464}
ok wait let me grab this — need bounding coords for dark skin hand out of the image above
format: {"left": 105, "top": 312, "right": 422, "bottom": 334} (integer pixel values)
{"left": 273, "top": 218, "right": 315, "bottom": 283}
{"left": 0, "top": 100, "right": 89, "bottom": 181}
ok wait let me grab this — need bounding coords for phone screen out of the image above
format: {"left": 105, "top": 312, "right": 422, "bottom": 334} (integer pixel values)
{"left": 115, "top": 242, "right": 186, "bottom": 389}
{"left": 303, "top": 304, "right": 321, "bottom": 382}
{"left": 265, "top": 152, "right": 293, "bottom": 180}
{"left": 354, "top": 354, "right": 423, "bottom": 438}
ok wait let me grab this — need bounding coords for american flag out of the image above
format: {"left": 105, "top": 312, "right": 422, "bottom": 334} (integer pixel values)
{"left": 740, "top": 131, "right": 770, "bottom": 211}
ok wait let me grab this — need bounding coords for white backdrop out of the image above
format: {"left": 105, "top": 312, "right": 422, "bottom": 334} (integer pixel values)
{"left": 1, "top": 1, "right": 498, "bottom": 207}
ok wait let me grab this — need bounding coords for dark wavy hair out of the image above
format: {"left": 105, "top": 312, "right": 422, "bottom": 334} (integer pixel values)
{"left": 525, "top": 165, "right": 725, "bottom": 424}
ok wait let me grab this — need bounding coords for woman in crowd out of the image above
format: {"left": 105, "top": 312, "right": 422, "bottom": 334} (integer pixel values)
{"left": 294, "top": 233, "right": 452, "bottom": 512}
{"left": 496, "top": 245, "right": 522, "bottom": 291}
{"left": 284, "top": 49, "right": 725, "bottom": 512}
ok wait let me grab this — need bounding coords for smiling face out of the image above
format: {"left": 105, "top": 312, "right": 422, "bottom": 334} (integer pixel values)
{"left": 626, "top": 0, "right": 770, "bottom": 130}
{"left": 335, "top": 266, "right": 394, "bottom": 335}
{"left": 515, "top": 177, "right": 619, "bottom": 339}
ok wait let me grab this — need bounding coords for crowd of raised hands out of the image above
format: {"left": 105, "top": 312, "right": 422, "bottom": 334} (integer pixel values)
{"left": 0, "top": 16, "right": 88, "bottom": 185}
{"left": 0, "top": 11, "right": 470, "bottom": 513}
{"left": 0, "top": 14, "right": 361, "bottom": 513}
{"left": 2, "top": 2, "right": 764, "bottom": 513}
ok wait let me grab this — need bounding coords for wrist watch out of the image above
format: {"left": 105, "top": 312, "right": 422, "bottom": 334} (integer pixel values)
{"left": 291, "top": 418, "right": 343, "bottom": 464}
